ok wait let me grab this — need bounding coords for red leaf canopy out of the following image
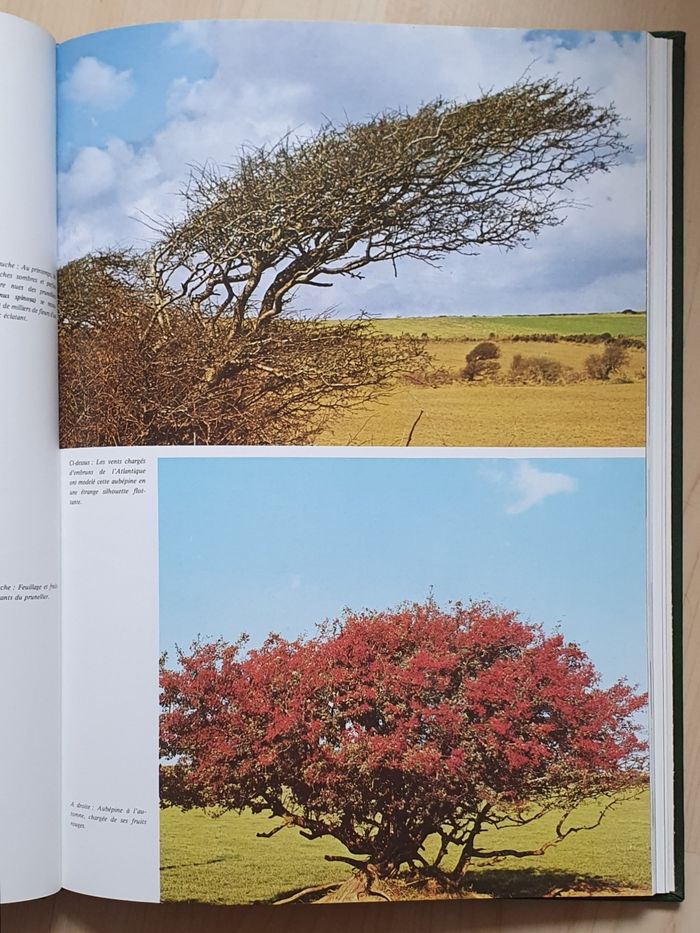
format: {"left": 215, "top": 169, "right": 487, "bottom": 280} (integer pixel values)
{"left": 160, "top": 601, "right": 647, "bottom": 876}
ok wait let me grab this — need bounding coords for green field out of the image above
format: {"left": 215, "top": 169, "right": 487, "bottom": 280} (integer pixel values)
{"left": 370, "top": 311, "right": 646, "bottom": 340}
{"left": 161, "top": 791, "right": 651, "bottom": 904}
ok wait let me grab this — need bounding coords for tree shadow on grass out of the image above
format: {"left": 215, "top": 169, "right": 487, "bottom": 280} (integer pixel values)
{"left": 161, "top": 857, "right": 226, "bottom": 871}
{"left": 462, "top": 868, "right": 637, "bottom": 898}
{"left": 258, "top": 869, "right": 635, "bottom": 905}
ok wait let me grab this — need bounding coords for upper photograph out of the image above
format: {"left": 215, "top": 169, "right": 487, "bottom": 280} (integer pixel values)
{"left": 56, "top": 22, "right": 647, "bottom": 449}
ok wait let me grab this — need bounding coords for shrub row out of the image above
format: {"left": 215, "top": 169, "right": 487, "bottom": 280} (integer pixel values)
{"left": 459, "top": 343, "right": 635, "bottom": 385}
{"left": 509, "top": 332, "right": 645, "bottom": 349}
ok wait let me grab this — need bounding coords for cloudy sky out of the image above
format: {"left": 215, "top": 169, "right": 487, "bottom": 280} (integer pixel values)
{"left": 158, "top": 455, "right": 647, "bottom": 692}
{"left": 57, "top": 22, "right": 647, "bottom": 317}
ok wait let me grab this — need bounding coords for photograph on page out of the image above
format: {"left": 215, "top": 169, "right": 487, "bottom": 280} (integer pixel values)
{"left": 158, "top": 454, "right": 650, "bottom": 903}
{"left": 57, "top": 23, "right": 646, "bottom": 450}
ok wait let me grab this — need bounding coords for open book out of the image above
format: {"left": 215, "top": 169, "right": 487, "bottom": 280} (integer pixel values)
{"left": 0, "top": 12, "right": 684, "bottom": 905}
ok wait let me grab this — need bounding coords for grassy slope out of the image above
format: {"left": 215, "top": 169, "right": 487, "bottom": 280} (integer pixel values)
{"left": 161, "top": 792, "right": 651, "bottom": 904}
{"left": 370, "top": 312, "right": 646, "bottom": 339}
{"left": 318, "top": 338, "right": 646, "bottom": 447}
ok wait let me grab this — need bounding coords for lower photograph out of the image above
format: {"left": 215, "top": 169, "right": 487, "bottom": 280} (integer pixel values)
{"left": 157, "top": 454, "right": 649, "bottom": 903}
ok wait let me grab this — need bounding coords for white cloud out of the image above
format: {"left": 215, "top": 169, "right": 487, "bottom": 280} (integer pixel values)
{"left": 153, "top": 78, "right": 311, "bottom": 178}
{"left": 166, "top": 21, "right": 212, "bottom": 50}
{"left": 58, "top": 70, "right": 311, "bottom": 263}
{"left": 61, "top": 56, "right": 134, "bottom": 111}
{"left": 506, "top": 462, "right": 577, "bottom": 514}
{"left": 58, "top": 137, "right": 165, "bottom": 258}
{"left": 60, "top": 146, "right": 117, "bottom": 203}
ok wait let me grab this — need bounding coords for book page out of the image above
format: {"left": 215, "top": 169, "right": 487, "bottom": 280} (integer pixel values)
{"left": 0, "top": 13, "right": 59, "bottom": 905}
{"left": 57, "top": 20, "right": 660, "bottom": 904}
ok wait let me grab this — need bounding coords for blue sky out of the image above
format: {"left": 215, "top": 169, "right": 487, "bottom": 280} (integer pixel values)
{"left": 158, "top": 456, "right": 647, "bottom": 692}
{"left": 57, "top": 22, "right": 646, "bottom": 317}
{"left": 57, "top": 25, "right": 214, "bottom": 166}
{"left": 522, "top": 29, "right": 641, "bottom": 49}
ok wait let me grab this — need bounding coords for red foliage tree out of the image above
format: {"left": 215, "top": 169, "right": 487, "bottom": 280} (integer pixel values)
{"left": 160, "top": 601, "right": 647, "bottom": 892}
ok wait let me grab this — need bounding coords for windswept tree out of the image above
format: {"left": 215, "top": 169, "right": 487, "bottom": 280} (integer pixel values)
{"left": 59, "top": 77, "right": 628, "bottom": 446}
{"left": 160, "top": 601, "right": 647, "bottom": 902}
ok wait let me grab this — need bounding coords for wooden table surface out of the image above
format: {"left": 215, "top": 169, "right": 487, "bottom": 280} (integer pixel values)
{"left": 1, "top": 0, "right": 698, "bottom": 930}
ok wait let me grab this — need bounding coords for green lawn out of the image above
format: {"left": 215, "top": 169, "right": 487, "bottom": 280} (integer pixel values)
{"left": 160, "top": 791, "right": 651, "bottom": 904}
{"left": 160, "top": 807, "right": 352, "bottom": 905}
{"left": 423, "top": 793, "right": 651, "bottom": 898}
{"left": 370, "top": 312, "right": 646, "bottom": 340}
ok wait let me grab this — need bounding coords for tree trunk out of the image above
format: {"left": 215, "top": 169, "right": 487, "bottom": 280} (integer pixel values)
{"left": 318, "top": 869, "right": 392, "bottom": 903}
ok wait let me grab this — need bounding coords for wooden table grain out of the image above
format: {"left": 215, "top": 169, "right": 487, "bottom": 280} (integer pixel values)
{"left": 1, "top": 1, "right": 698, "bottom": 930}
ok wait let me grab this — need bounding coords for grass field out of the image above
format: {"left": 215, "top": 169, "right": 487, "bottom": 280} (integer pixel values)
{"left": 160, "top": 791, "right": 651, "bottom": 904}
{"left": 370, "top": 312, "right": 646, "bottom": 340}
{"left": 318, "top": 334, "right": 646, "bottom": 447}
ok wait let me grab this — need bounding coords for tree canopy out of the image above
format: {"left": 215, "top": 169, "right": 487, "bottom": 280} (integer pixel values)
{"left": 160, "top": 600, "right": 647, "bottom": 899}
{"left": 59, "top": 76, "right": 627, "bottom": 447}
{"left": 145, "top": 76, "right": 626, "bottom": 333}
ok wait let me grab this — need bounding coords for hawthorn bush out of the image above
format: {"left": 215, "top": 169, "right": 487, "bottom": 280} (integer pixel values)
{"left": 160, "top": 601, "right": 647, "bottom": 898}
{"left": 58, "top": 265, "right": 426, "bottom": 447}
{"left": 509, "top": 353, "right": 565, "bottom": 384}
{"left": 461, "top": 341, "right": 501, "bottom": 382}
{"left": 585, "top": 343, "right": 630, "bottom": 381}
